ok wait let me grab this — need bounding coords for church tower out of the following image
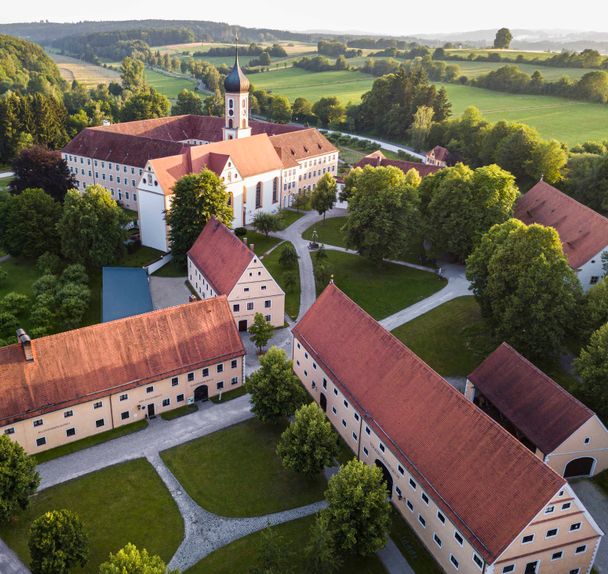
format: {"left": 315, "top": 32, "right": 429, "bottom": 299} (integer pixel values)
{"left": 223, "top": 38, "right": 252, "bottom": 141}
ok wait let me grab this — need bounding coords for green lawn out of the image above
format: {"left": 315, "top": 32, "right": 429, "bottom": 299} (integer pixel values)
{"left": 145, "top": 69, "right": 198, "bottom": 99}
{"left": 0, "top": 459, "right": 183, "bottom": 573}
{"left": 160, "top": 404, "right": 198, "bottom": 420}
{"left": 392, "top": 296, "right": 582, "bottom": 395}
{"left": 313, "top": 251, "right": 445, "bottom": 320}
{"left": 392, "top": 297, "right": 494, "bottom": 377}
{"left": 0, "top": 258, "right": 42, "bottom": 332}
{"left": 243, "top": 230, "right": 282, "bottom": 256}
{"left": 161, "top": 418, "right": 326, "bottom": 516}
{"left": 33, "top": 420, "right": 148, "bottom": 464}
{"left": 118, "top": 246, "right": 165, "bottom": 268}
{"left": 262, "top": 240, "right": 301, "bottom": 320}
{"left": 209, "top": 386, "right": 248, "bottom": 404}
{"left": 390, "top": 510, "right": 442, "bottom": 574}
{"left": 303, "top": 216, "right": 348, "bottom": 248}
{"left": 278, "top": 208, "right": 305, "bottom": 229}
{"left": 0, "top": 176, "right": 12, "bottom": 192}
{"left": 152, "top": 260, "right": 186, "bottom": 277}
{"left": 187, "top": 514, "right": 386, "bottom": 574}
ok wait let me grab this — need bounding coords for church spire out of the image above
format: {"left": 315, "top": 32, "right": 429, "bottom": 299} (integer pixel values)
{"left": 224, "top": 34, "right": 250, "bottom": 94}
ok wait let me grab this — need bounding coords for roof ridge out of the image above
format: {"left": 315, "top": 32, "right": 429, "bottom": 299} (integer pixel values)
{"left": 535, "top": 180, "right": 608, "bottom": 225}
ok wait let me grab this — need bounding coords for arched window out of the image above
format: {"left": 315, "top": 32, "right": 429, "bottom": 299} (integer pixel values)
{"left": 229, "top": 99, "right": 234, "bottom": 109}
{"left": 228, "top": 118, "right": 233, "bottom": 129}
{"left": 272, "top": 177, "right": 279, "bottom": 203}
{"left": 255, "top": 182, "right": 262, "bottom": 209}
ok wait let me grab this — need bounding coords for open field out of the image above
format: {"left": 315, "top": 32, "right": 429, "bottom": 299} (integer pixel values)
{"left": 48, "top": 52, "right": 120, "bottom": 85}
{"left": 187, "top": 514, "right": 386, "bottom": 574}
{"left": 161, "top": 418, "right": 326, "bottom": 516}
{"left": 445, "top": 48, "right": 556, "bottom": 61}
{"left": 144, "top": 69, "right": 198, "bottom": 99}
{"left": 0, "top": 459, "right": 183, "bottom": 573}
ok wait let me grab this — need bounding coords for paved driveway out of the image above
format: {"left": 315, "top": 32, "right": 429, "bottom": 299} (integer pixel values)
{"left": 150, "top": 276, "right": 191, "bottom": 309}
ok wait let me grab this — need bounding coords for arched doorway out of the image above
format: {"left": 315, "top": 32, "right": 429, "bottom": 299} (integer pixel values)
{"left": 320, "top": 393, "right": 327, "bottom": 412}
{"left": 194, "top": 385, "right": 209, "bottom": 402}
{"left": 375, "top": 460, "right": 393, "bottom": 498}
{"left": 564, "top": 457, "right": 595, "bottom": 478}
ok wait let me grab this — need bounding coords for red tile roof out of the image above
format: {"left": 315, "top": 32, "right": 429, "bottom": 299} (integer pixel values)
{"left": 515, "top": 180, "right": 608, "bottom": 269}
{"left": 0, "top": 298, "right": 244, "bottom": 426}
{"left": 468, "top": 343, "right": 595, "bottom": 454}
{"left": 293, "top": 285, "right": 565, "bottom": 564}
{"left": 187, "top": 217, "right": 254, "bottom": 295}
{"left": 63, "top": 115, "right": 303, "bottom": 168}
{"left": 427, "top": 145, "right": 451, "bottom": 163}
{"left": 269, "top": 128, "right": 337, "bottom": 161}
{"left": 355, "top": 151, "right": 441, "bottom": 177}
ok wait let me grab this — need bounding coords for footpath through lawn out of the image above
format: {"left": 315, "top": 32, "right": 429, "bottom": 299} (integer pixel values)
{"left": 160, "top": 418, "right": 327, "bottom": 516}
{"left": 0, "top": 459, "right": 183, "bottom": 573}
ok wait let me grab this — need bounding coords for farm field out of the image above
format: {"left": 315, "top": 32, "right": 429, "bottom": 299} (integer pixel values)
{"left": 144, "top": 69, "right": 198, "bottom": 99}
{"left": 445, "top": 48, "right": 555, "bottom": 61}
{"left": 47, "top": 52, "right": 120, "bottom": 85}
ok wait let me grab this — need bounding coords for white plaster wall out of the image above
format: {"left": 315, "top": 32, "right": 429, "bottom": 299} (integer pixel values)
{"left": 577, "top": 247, "right": 608, "bottom": 292}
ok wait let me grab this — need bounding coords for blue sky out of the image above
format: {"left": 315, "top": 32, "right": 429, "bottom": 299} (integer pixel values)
{"left": 1, "top": 0, "right": 607, "bottom": 35}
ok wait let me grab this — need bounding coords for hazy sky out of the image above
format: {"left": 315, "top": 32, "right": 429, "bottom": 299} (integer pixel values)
{"left": 1, "top": 0, "right": 607, "bottom": 35}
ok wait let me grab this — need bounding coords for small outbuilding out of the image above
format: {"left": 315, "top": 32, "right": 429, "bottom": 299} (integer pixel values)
{"left": 466, "top": 342, "right": 608, "bottom": 478}
{"left": 102, "top": 267, "right": 153, "bottom": 323}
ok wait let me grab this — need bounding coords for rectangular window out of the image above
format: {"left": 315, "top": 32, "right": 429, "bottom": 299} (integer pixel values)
{"left": 247, "top": 302, "right": 254, "bottom": 311}
{"left": 36, "top": 437, "right": 46, "bottom": 447}
{"left": 561, "top": 502, "right": 572, "bottom": 510}
{"left": 332, "top": 407, "right": 337, "bottom": 415}
{"left": 4, "top": 428, "right": 15, "bottom": 435}
{"left": 187, "top": 372, "right": 194, "bottom": 382}
{"left": 409, "top": 478, "right": 416, "bottom": 489}
{"left": 172, "top": 377, "right": 179, "bottom": 386}
{"left": 146, "top": 386, "right": 153, "bottom": 393}
{"left": 233, "top": 304, "right": 240, "bottom": 312}
{"left": 334, "top": 388, "right": 338, "bottom": 396}
{"left": 94, "top": 401, "right": 102, "bottom": 409}
{"left": 437, "top": 511, "right": 445, "bottom": 523}
{"left": 119, "top": 394, "right": 128, "bottom": 401}
{"left": 66, "top": 428, "right": 76, "bottom": 437}
{"left": 454, "top": 531, "right": 464, "bottom": 545}
{"left": 433, "top": 533, "right": 442, "bottom": 547}
{"left": 406, "top": 499, "right": 413, "bottom": 511}
{"left": 217, "top": 364, "right": 224, "bottom": 373}
{"left": 231, "top": 377, "right": 238, "bottom": 385}
{"left": 163, "top": 398, "right": 170, "bottom": 407}
{"left": 418, "top": 515, "right": 426, "bottom": 528}
{"left": 421, "top": 492, "right": 429, "bottom": 504}
{"left": 343, "top": 400, "right": 348, "bottom": 408}
{"left": 450, "top": 555, "right": 459, "bottom": 569}
{"left": 365, "top": 425, "right": 370, "bottom": 435}
{"left": 33, "top": 419, "right": 43, "bottom": 427}
{"left": 398, "top": 465, "right": 404, "bottom": 475}
{"left": 265, "top": 315, "right": 271, "bottom": 322}
{"left": 545, "top": 505, "right": 555, "bottom": 514}
{"left": 502, "top": 567, "right": 514, "bottom": 574}
{"left": 177, "top": 394, "right": 184, "bottom": 402}
{"left": 473, "top": 554, "right": 483, "bottom": 569}
{"left": 341, "top": 419, "right": 347, "bottom": 428}
{"left": 522, "top": 534, "right": 534, "bottom": 544}
{"left": 265, "top": 300, "right": 271, "bottom": 308}
{"left": 546, "top": 528, "right": 558, "bottom": 538}
{"left": 121, "top": 411, "right": 129, "bottom": 420}
{"left": 379, "top": 443, "right": 385, "bottom": 452}
{"left": 575, "top": 545, "right": 587, "bottom": 554}
{"left": 64, "top": 410, "right": 73, "bottom": 418}
{"left": 363, "top": 446, "right": 369, "bottom": 455}
{"left": 395, "top": 486, "right": 402, "bottom": 497}
{"left": 217, "top": 382, "right": 224, "bottom": 390}
{"left": 552, "top": 551, "right": 563, "bottom": 560}
{"left": 352, "top": 432, "right": 357, "bottom": 440}
{"left": 231, "top": 359, "right": 238, "bottom": 369}
{"left": 202, "top": 368, "right": 209, "bottom": 377}
{"left": 96, "top": 419, "right": 105, "bottom": 428}
{"left": 570, "top": 522, "right": 581, "bottom": 531}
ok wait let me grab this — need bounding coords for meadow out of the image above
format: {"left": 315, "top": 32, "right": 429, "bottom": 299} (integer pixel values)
{"left": 144, "top": 69, "right": 198, "bottom": 99}
{"left": 48, "top": 53, "right": 120, "bottom": 85}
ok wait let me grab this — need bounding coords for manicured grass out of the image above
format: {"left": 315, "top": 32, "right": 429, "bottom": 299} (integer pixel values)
{"left": 390, "top": 509, "right": 442, "bottom": 574}
{"left": 303, "top": 216, "right": 348, "bottom": 248}
{"left": 0, "top": 459, "right": 183, "bottom": 573}
{"left": 0, "top": 176, "right": 12, "bottom": 192}
{"left": 187, "top": 514, "right": 386, "bottom": 574}
{"left": 118, "top": 246, "right": 165, "bottom": 268}
{"left": 209, "top": 386, "right": 248, "bottom": 404}
{"left": 153, "top": 260, "right": 186, "bottom": 277}
{"left": 243, "top": 230, "right": 281, "bottom": 256}
{"left": 161, "top": 418, "right": 326, "bottom": 516}
{"left": 336, "top": 144, "right": 367, "bottom": 165}
{"left": 313, "top": 251, "right": 446, "bottom": 320}
{"left": 278, "top": 208, "right": 305, "bottom": 228}
{"left": 0, "top": 257, "right": 39, "bottom": 300}
{"left": 262, "top": 240, "right": 301, "bottom": 320}
{"left": 392, "top": 296, "right": 584, "bottom": 395}
{"left": 33, "top": 420, "right": 148, "bottom": 464}
{"left": 160, "top": 403, "right": 199, "bottom": 420}
{"left": 145, "top": 68, "right": 198, "bottom": 99}
{"left": 392, "top": 297, "right": 495, "bottom": 377}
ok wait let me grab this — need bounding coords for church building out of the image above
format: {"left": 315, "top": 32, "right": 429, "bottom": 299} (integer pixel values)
{"left": 62, "top": 44, "right": 338, "bottom": 252}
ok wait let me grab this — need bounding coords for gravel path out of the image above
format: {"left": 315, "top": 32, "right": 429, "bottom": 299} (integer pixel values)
{"left": 149, "top": 276, "right": 191, "bottom": 310}
{"left": 148, "top": 453, "right": 326, "bottom": 572}
{"left": 0, "top": 540, "right": 28, "bottom": 574}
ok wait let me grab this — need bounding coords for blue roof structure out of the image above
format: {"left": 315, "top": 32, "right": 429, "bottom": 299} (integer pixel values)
{"left": 102, "top": 267, "right": 154, "bottom": 323}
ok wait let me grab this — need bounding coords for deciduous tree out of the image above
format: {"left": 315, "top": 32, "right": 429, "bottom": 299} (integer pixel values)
{"left": 0, "top": 435, "right": 40, "bottom": 524}
{"left": 29, "top": 509, "right": 88, "bottom": 574}
{"left": 120, "top": 57, "right": 146, "bottom": 92}
{"left": 575, "top": 324, "right": 608, "bottom": 421}
{"left": 584, "top": 277, "right": 608, "bottom": 336}
{"left": 172, "top": 89, "right": 203, "bottom": 116}
{"left": 466, "top": 219, "right": 582, "bottom": 359}
{"left": 10, "top": 146, "right": 76, "bottom": 202}
{"left": 165, "top": 170, "right": 233, "bottom": 266}
{"left": 306, "top": 512, "right": 343, "bottom": 574}
{"left": 408, "top": 105, "right": 434, "bottom": 151}
{"left": 312, "top": 97, "right": 346, "bottom": 128}
{"left": 248, "top": 312, "right": 274, "bottom": 352}
{"left": 245, "top": 346, "right": 306, "bottom": 423}
{"left": 311, "top": 174, "right": 337, "bottom": 220}
{"left": 58, "top": 186, "right": 127, "bottom": 268}
{"left": 494, "top": 28, "right": 513, "bottom": 49}
{"left": 322, "top": 459, "right": 391, "bottom": 556}
{"left": 99, "top": 543, "right": 175, "bottom": 574}
{"left": 253, "top": 212, "right": 282, "bottom": 237}
{"left": 121, "top": 88, "right": 170, "bottom": 122}
{"left": 277, "top": 403, "right": 338, "bottom": 476}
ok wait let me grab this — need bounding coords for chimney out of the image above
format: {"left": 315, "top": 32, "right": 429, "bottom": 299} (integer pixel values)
{"left": 250, "top": 243, "right": 255, "bottom": 252}
{"left": 16, "top": 329, "right": 34, "bottom": 362}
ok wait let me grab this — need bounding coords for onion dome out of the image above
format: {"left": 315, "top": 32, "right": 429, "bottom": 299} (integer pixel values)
{"left": 224, "top": 43, "right": 250, "bottom": 93}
